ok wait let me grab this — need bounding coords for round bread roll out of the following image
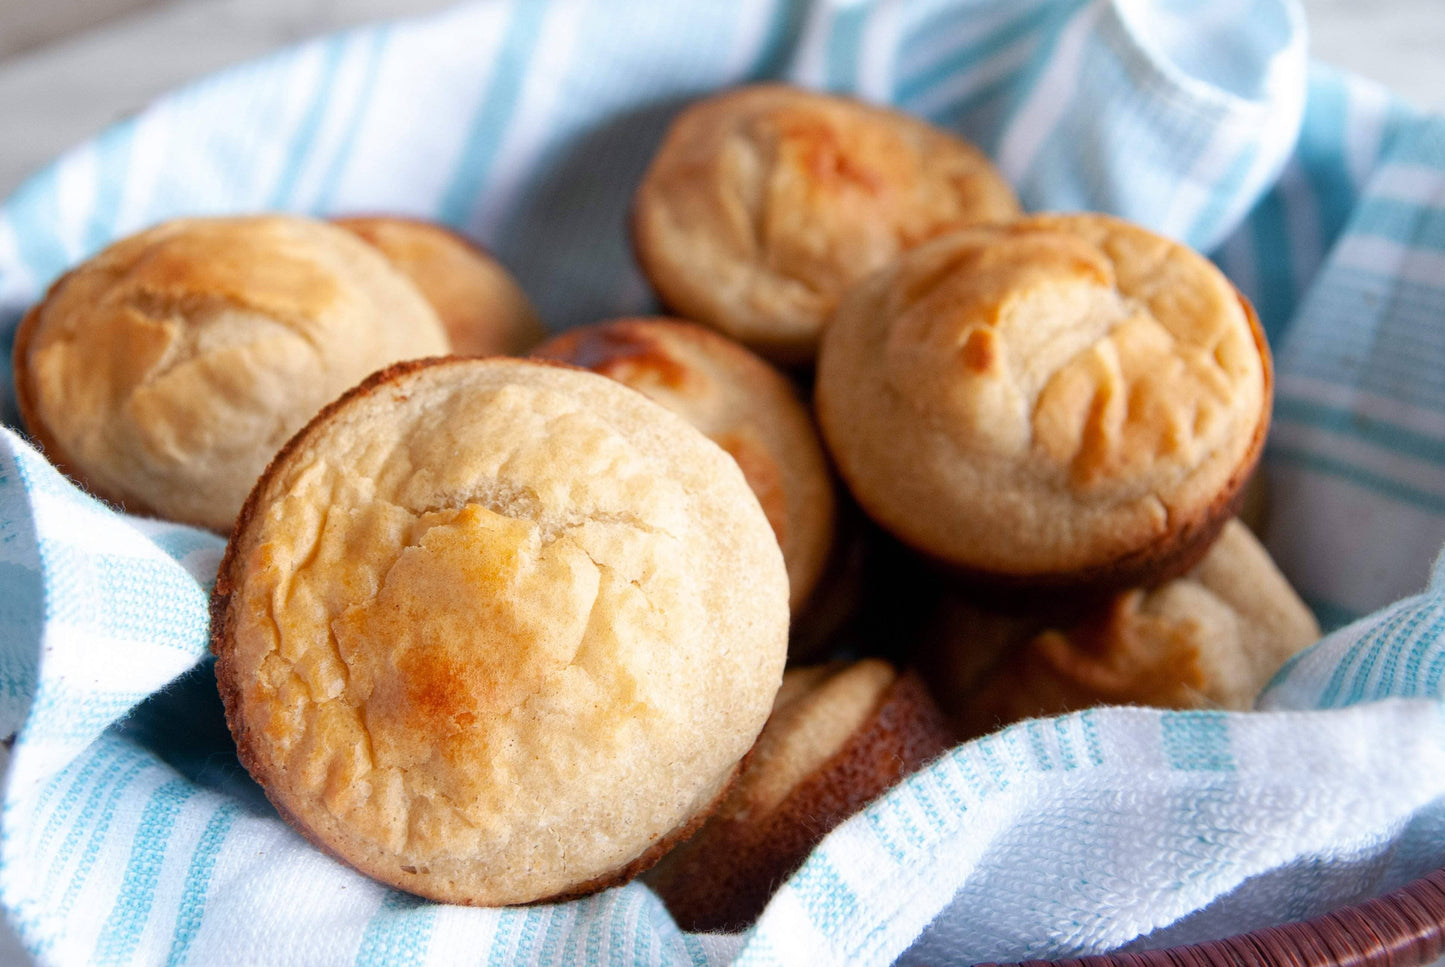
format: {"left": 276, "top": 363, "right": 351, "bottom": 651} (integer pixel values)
{"left": 211, "top": 356, "right": 789, "bottom": 906}
{"left": 645, "top": 659, "right": 954, "bottom": 931}
{"left": 333, "top": 215, "right": 545, "bottom": 356}
{"left": 632, "top": 84, "right": 1020, "bottom": 363}
{"left": 12, "top": 214, "right": 450, "bottom": 532}
{"left": 920, "top": 519, "right": 1320, "bottom": 738}
{"left": 816, "top": 213, "right": 1273, "bottom": 591}
{"left": 532, "top": 317, "right": 835, "bottom": 618}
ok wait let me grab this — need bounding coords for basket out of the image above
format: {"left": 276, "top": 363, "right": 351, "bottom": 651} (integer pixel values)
{"left": 993, "top": 867, "right": 1445, "bottom": 967}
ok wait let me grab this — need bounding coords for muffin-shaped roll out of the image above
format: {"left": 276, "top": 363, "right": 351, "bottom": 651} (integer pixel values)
{"left": 645, "top": 659, "right": 954, "bottom": 932}
{"left": 632, "top": 84, "right": 1020, "bottom": 363}
{"left": 920, "top": 520, "right": 1320, "bottom": 739}
{"left": 816, "top": 213, "right": 1272, "bottom": 591}
{"left": 333, "top": 215, "right": 544, "bottom": 356}
{"left": 211, "top": 357, "right": 789, "bottom": 906}
{"left": 12, "top": 215, "right": 450, "bottom": 532}
{"left": 532, "top": 317, "right": 835, "bottom": 618}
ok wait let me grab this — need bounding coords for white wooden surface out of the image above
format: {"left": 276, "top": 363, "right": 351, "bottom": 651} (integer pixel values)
{"left": 0, "top": 0, "right": 457, "bottom": 199}
{"left": 0, "top": 0, "right": 1441, "bottom": 963}
{"left": 0, "top": 0, "right": 158, "bottom": 60}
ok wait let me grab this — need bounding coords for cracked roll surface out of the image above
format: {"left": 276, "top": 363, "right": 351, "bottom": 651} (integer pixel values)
{"left": 532, "top": 317, "right": 835, "bottom": 618}
{"left": 632, "top": 84, "right": 1020, "bottom": 363}
{"left": 211, "top": 356, "right": 790, "bottom": 906}
{"left": 12, "top": 214, "right": 450, "bottom": 532}
{"left": 333, "top": 215, "right": 545, "bottom": 356}
{"left": 921, "top": 520, "right": 1320, "bottom": 738}
{"left": 816, "top": 213, "right": 1272, "bottom": 589}
{"left": 645, "top": 659, "right": 955, "bottom": 931}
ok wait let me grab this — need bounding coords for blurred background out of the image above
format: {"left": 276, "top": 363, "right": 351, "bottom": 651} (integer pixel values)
{"left": 0, "top": 0, "right": 1442, "bottom": 200}
{"left": 0, "top": 0, "right": 1441, "bottom": 963}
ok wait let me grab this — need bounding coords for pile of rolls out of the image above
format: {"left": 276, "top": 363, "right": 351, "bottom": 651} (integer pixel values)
{"left": 10, "top": 83, "right": 1318, "bottom": 930}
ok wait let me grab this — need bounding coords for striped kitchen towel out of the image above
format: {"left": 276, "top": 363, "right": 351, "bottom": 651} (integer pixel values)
{"left": 1, "top": 0, "right": 1443, "bottom": 964}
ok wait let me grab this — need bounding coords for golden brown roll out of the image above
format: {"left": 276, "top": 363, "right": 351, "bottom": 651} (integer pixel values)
{"left": 532, "top": 317, "right": 835, "bottom": 618}
{"left": 646, "top": 659, "right": 955, "bottom": 932}
{"left": 920, "top": 520, "right": 1320, "bottom": 739}
{"left": 12, "top": 214, "right": 450, "bottom": 532}
{"left": 816, "top": 213, "right": 1273, "bottom": 592}
{"left": 333, "top": 215, "right": 545, "bottom": 356}
{"left": 632, "top": 84, "right": 1020, "bottom": 363}
{"left": 211, "top": 356, "right": 789, "bottom": 907}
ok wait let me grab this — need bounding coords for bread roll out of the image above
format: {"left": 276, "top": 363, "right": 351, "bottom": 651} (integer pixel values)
{"left": 211, "top": 356, "right": 789, "bottom": 905}
{"left": 632, "top": 84, "right": 1020, "bottom": 363}
{"left": 646, "top": 659, "right": 954, "bottom": 931}
{"left": 920, "top": 520, "right": 1320, "bottom": 737}
{"left": 334, "top": 215, "right": 544, "bottom": 356}
{"left": 816, "top": 213, "right": 1272, "bottom": 592}
{"left": 13, "top": 214, "right": 450, "bottom": 532}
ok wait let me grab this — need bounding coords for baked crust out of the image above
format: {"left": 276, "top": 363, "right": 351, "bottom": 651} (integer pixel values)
{"left": 632, "top": 84, "right": 1020, "bottom": 363}
{"left": 532, "top": 317, "right": 836, "bottom": 617}
{"left": 333, "top": 215, "right": 545, "bottom": 356}
{"left": 918, "top": 519, "right": 1320, "bottom": 737}
{"left": 12, "top": 214, "right": 450, "bottom": 532}
{"left": 816, "top": 213, "right": 1273, "bottom": 591}
{"left": 212, "top": 356, "right": 789, "bottom": 906}
{"left": 645, "top": 660, "right": 955, "bottom": 931}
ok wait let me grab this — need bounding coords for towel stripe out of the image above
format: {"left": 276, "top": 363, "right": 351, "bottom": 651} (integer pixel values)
{"left": 83, "top": 122, "right": 138, "bottom": 257}
{"left": 1274, "top": 397, "right": 1445, "bottom": 467}
{"left": 313, "top": 25, "right": 393, "bottom": 214}
{"left": 164, "top": 802, "right": 239, "bottom": 967}
{"left": 355, "top": 891, "right": 436, "bottom": 967}
{"left": 435, "top": 0, "right": 553, "bottom": 227}
{"left": 823, "top": 5, "right": 869, "bottom": 92}
{"left": 268, "top": 35, "right": 349, "bottom": 209}
{"left": 93, "top": 779, "right": 198, "bottom": 966}
{"left": 896, "top": 5, "right": 1049, "bottom": 103}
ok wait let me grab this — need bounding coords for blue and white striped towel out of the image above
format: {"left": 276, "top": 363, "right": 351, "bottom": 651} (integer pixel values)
{"left": 1, "top": 1, "right": 1444, "bottom": 964}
